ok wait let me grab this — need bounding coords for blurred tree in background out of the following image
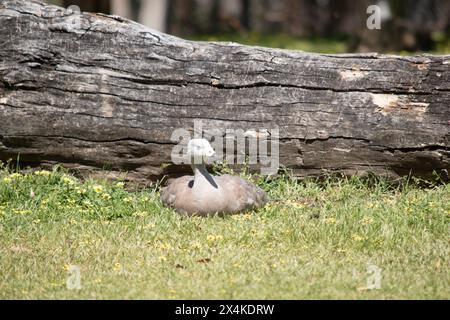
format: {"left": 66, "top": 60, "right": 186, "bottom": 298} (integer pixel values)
{"left": 45, "top": 0, "right": 450, "bottom": 53}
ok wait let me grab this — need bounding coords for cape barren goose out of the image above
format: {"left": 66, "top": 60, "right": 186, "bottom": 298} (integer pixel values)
{"left": 161, "top": 139, "right": 268, "bottom": 216}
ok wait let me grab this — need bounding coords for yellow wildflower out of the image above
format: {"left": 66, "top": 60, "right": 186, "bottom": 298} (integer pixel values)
{"left": 190, "top": 241, "right": 202, "bottom": 250}
{"left": 123, "top": 196, "right": 133, "bottom": 203}
{"left": 145, "top": 223, "right": 156, "bottom": 229}
{"left": 113, "top": 263, "right": 122, "bottom": 271}
{"left": 324, "top": 217, "right": 337, "bottom": 224}
{"left": 34, "top": 170, "right": 51, "bottom": 177}
{"left": 9, "top": 173, "right": 22, "bottom": 179}
{"left": 351, "top": 234, "right": 365, "bottom": 241}
{"left": 133, "top": 211, "right": 148, "bottom": 217}
{"left": 158, "top": 256, "right": 167, "bottom": 262}
{"left": 361, "top": 217, "right": 374, "bottom": 225}
{"left": 82, "top": 199, "right": 93, "bottom": 207}
{"left": 92, "top": 185, "right": 103, "bottom": 193}
{"left": 76, "top": 188, "right": 87, "bottom": 195}
{"left": 12, "top": 209, "right": 32, "bottom": 215}
{"left": 264, "top": 203, "right": 275, "bottom": 210}
{"left": 115, "top": 182, "right": 125, "bottom": 188}
{"left": 101, "top": 193, "right": 112, "bottom": 200}
{"left": 207, "top": 235, "right": 223, "bottom": 242}
{"left": 62, "top": 177, "right": 76, "bottom": 185}
{"left": 2, "top": 177, "right": 12, "bottom": 183}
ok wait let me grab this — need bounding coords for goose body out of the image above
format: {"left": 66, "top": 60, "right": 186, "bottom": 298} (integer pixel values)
{"left": 161, "top": 139, "right": 268, "bottom": 216}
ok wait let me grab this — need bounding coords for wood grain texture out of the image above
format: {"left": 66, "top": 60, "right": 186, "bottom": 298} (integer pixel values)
{"left": 0, "top": 0, "right": 449, "bottom": 182}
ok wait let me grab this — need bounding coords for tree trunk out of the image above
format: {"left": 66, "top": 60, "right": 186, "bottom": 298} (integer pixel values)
{"left": 138, "top": 0, "right": 168, "bottom": 33}
{"left": 0, "top": 0, "right": 449, "bottom": 183}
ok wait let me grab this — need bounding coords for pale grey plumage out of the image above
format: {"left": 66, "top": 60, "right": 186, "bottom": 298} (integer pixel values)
{"left": 160, "top": 139, "right": 268, "bottom": 216}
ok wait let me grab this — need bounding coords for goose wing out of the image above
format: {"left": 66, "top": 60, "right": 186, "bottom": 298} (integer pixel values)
{"left": 217, "top": 175, "right": 268, "bottom": 213}
{"left": 160, "top": 176, "right": 193, "bottom": 208}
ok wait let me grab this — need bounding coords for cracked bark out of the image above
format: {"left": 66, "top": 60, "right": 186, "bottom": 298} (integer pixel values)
{"left": 0, "top": 0, "right": 449, "bottom": 182}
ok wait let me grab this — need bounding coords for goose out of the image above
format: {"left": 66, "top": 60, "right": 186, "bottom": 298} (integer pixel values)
{"left": 161, "top": 139, "right": 268, "bottom": 216}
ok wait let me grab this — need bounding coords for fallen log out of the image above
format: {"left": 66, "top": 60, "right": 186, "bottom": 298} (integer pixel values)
{"left": 0, "top": 0, "right": 449, "bottom": 182}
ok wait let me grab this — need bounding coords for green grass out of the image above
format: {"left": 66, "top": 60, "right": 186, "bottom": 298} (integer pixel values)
{"left": 0, "top": 163, "right": 449, "bottom": 299}
{"left": 190, "top": 32, "right": 450, "bottom": 54}
{"left": 190, "top": 33, "right": 349, "bottom": 53}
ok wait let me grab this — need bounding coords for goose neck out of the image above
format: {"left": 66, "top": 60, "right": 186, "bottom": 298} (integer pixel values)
{"left": 191, "top": 163, "right": 218, "bottom": 189}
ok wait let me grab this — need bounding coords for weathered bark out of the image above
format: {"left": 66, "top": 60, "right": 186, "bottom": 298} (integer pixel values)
{"left": 0, "top": 0, "right": 449, "bottom": 182}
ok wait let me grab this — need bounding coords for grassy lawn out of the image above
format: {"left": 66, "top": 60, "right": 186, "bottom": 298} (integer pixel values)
{"left": 190, "top": 32, "right": 450, "bottom": 54}
{"left": 0, "top": 163, "right": 448, "bottom": 299}
{"left": 191, "top": 33, "right": 349, "bottom": 53}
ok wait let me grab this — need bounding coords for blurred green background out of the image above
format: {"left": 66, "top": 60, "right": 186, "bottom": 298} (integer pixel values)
{"left": 46, "top": 0, "right": 450, "bottom": 54}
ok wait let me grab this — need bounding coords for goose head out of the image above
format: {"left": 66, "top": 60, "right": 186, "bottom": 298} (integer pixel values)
{"left": 187, "top": 139, "right": 215, "bottom": 164}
